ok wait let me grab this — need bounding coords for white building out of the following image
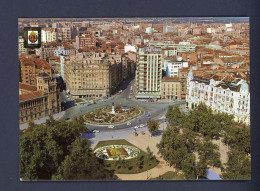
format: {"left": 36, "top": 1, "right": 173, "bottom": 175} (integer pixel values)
{"left": 41, "top": 29, "right": 57, "bottom": 43}
{"left": 207, "top": 28, "right": 216, "bottom": 34}
{"left": 54, "top": 46, "right": 77, "bottom": 56}
{"left": 18, "top": 37, "right": 27, "bottom": 55}
{"left": 60, "top": 55, "right": 65, "bottom": 79}
{"left": 124, "top": 44, "right": 137, "bottom": 53}
{"left": 186, "top": 70, "right": 250, "bottom": 125}
{"left": 164, "top": 57, "right": 188, "bottom": 77}
{"left": 145, "top": 27, "right": 153, "bottom": 34}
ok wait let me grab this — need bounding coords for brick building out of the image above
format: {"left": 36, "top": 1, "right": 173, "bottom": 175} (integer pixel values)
{"left": 19, "top": 71, "right": 61, "bottom": 124}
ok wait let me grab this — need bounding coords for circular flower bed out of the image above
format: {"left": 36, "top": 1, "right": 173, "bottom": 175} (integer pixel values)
{"left": 84, "top": 105, "right": 143, "bottom": 124}
{"left": 94, "top": 145, "right": 140, "bottom": 160}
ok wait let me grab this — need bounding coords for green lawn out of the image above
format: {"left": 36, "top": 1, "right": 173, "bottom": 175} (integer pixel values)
{"left": 150, "top": 171, "right": 185, "bottom": 180}
{"left": 94, "top": 139, "right": 159, "bottom": 174}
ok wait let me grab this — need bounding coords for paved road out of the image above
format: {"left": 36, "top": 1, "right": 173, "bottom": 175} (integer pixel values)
{"left": 61, "top": 78, "right": 186, "bottom": 132}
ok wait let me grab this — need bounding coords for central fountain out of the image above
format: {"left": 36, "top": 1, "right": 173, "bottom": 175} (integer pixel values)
{"left": 111, "top": 102, "right": 115, "bottom": 114}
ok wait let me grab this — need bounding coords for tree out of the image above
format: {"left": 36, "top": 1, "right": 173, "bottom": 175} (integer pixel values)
{"left": 221, "top": 149, "right": 251, "bottom": 180}
{"left": 166, "top": 105, "right": 173, "bottom": 119}
{"left": 147, "top": 119, "right": 159, "bottom": 136}
{"left": 196, "top": 153, "right": 207, "bottom": 179}
{"left": 20, "top": 117, "right": 109, "bottom": 180}
{"left": 195, "top": 138, "right": 222, "bottom": 169}
{"left": 181, "top": 153, "right": 197, "bottom": 179}
{"left": 166, "top": 105, "right": 184, "bottom": 126}
{"left": 53, "top": 138, "right": 112, "bottom": 180}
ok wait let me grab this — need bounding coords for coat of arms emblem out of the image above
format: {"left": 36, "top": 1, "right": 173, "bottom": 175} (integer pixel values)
{"left": 24, "top": 27, "right": 41, "bottom": 48}
{"left": 28, "top": 31, "right": 37, "bottom": 43}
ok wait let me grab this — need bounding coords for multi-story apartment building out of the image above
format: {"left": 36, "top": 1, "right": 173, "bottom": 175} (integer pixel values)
{"left": 19, "top": 71, "right": 61, "bottom": 124}
{"left": 161, "top": 77, "right": 181, "bottom": 100}
{"left": 41, "top": 44, "right": 56, "bottom": 59}
{"left": 75, "top": 31, "right": 97, "bottom": 49}
{"left": 48, "top": 56, "right": 60, "bottom": 74}
{"left": 135, "top": 47, "right": 162, "bottom": 99}
{"left": 18, "top": 37, "right": 27, "bottom": 55}
{"left": 149, "top": 42, "right": 196, "bottom": 53}
{"left": 62, "top": 27, "right": 71, "bottom": 41}
{"left": 179, "top": 68, "right": 189, "bottom": 100}
{"left": 41, "top": 28, "right": 57, "bottom": 43}
{"left": 164, "top": 57, "right": 189, "bottom": 77}
{"left": 64, "top": 55, "right": 118, "bottom": 99}
{"left": 19, "top": 56, "right": 52, "bottom": 86}
{"left": 186, "top": 70, "right": 250, "bottom": 125}
{"left": 54, "top": 46, "right": 77, "bottom": 57}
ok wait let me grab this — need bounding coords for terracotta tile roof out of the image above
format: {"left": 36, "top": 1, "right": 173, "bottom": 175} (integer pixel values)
{"left": 19, "top": 83, "right": 37, "bottom": 92}
{"left": 49, "top": 56, "right": 60, "bottom": 60}
{"left": 162, "top": 77, "right": 180, "bottom": 82}
{"left": 19, "top": 91, "right": 43, "bottom": 102}
{"left": 20, "top": 57, "right": 51, "bottom": 69}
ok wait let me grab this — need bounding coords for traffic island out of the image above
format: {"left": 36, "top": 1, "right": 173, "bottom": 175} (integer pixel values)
{"left": 83, "top": 105, "right": 144, "bottom": 125}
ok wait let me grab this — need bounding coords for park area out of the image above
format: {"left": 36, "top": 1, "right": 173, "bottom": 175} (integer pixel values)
{"left": 94, "top": 139, "right": 159, "bottom": 174}
{"left": 84, "top": 105, "right": 144, "bottom": 124}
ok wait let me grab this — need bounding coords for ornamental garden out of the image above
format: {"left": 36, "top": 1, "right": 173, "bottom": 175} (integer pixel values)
{"left": 84, "top": 105, "right": 144, "bottom": 125}
{"left": 94, "top": 139, "right": 159, "bottom": 174}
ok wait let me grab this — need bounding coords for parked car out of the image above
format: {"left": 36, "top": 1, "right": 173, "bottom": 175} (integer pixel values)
{"left": 92, "top": 129, "right": 100, "bottom": 133}
{"left": 146, "top": 113, "right": 151, "bottom": 117}
{"left": 134, "top": 125, "right": 139, "bottom": 129}
{"left": 65, "top": 117, "right": 70, "bottom": 120}
{"left": 140, "top": 124, "right": 144, "bottom": 128}
{"left": 137, "top": 118, "right": 141, "bottom": 122}
{"left": 108, "top": 125, "right": 115, "bottom": 129}
{"left": 127, "top": 122, "right": 131, "bottom": 126}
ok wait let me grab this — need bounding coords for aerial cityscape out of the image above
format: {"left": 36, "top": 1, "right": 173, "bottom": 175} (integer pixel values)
{"left": 18, "top": 17, "right": 250, "bottom": 180}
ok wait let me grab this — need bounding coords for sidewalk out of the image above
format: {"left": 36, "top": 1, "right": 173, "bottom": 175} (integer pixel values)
{"left": 19, "top": 111, "right": 65, "bottom": 130}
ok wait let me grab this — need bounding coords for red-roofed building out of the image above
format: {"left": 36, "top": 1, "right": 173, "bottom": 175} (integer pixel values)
{"left": 19, "top": 71, "right": 61, "bottom": 124}
{"left": 19, "top": 56, "right": 52, "bottom": 86}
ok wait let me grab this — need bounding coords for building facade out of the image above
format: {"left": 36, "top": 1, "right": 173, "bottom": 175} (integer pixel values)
{"left": 18, "top": 37, "right": 27, "bottom": 55}
{"left": 62, "top": 28, "right": 71, "bottom": 41}
{"left": 64, "top": 56, "right": 118, "bottom": 99}
{"left": 164, "top": 57, "right": 189, "bottom": 77}
{"left": 161, "top": 77, "right": 181, "bottom": 100}
{"left": 19, "top": 56, "right": 52, "bottom": 86}
{"left": 41, "top": 29, "right": 57, "bottom": 43}
{"left": 135, "top": 47, "right": 162, "bottom": 99}
{"left": 19, "top": 72, "right": 61, "bottom": 124}
{"left": 186, "top": 70, "right": 250, "bottom": 125}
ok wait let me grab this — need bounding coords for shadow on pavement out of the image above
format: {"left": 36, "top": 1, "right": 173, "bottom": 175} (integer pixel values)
{"left": 82, "top": 132, "right": 96, "bottom": 139}
{"left": 151, "top": 130, "right": 162, "bottom": 137}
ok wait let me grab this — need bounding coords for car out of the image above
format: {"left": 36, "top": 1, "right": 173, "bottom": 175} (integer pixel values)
{"left": 134, "top": 125, "right": 139, "bottom": 129}
{"left": 65, "top": 117, "right": 70, "bottom": 120}
{"left": 108, "top": 125, "right": 115, "bottom": 129}
{"left": 146, "top": 113, "right": 151, "bottom": 117}
{"left": 92, "top": 130, "right": 100, "bottom": 133}
{"left": 140, "top": 124, "right": 144, "bottom": 128}
{"left": 137, "top": 118, "right": 141, "bottom": 122}
{"left": 127, "top": 122, "right": 131, "bottom": 126}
